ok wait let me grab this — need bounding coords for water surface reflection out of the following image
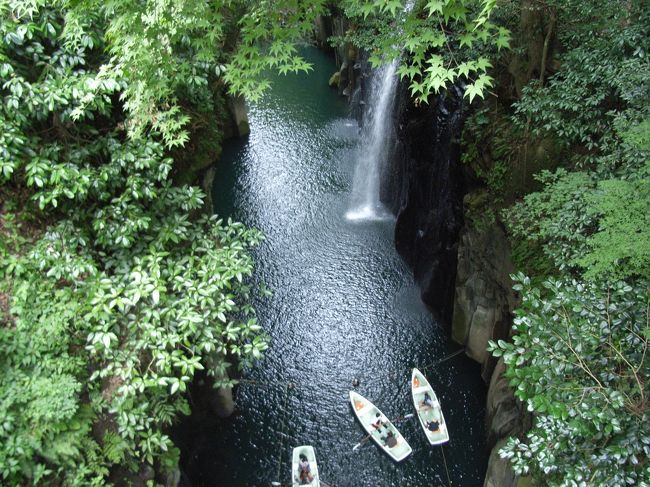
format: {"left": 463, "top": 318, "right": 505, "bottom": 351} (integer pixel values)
{"left": 179, "top": 47, "right": 487, "bottom": 487}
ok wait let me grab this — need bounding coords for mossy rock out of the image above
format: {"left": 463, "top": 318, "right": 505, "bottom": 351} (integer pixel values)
{"left": 464, "top": 189, "right": 491, "bottom": 212}
{"left": 172, "top": 132, "right": 223, "bottom": 187}
{"left": 236, "top": 119, "right": 250, "bottom": 137}
{"left": 329, "top": 71, "right": 341, "bottom": 88}
{"left": 516, "top": 476, "right": 534, "bottom": 487}
{"left": 505, "top": 136, "right": 564, "bottom": 198}
{"left": 171, "top": 91, "right": 226, "bottom": 187}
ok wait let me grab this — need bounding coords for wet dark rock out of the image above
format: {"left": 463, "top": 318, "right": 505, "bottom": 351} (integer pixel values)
{"left": 483, "top": 438, "right": 518, "bottom": 487}
{"left": 388, "top": 85, "right": 466, "bottom": 325}
{"left": 486, "top": 358, "right": 531, "bottom": 450}
{"left": 328, "top": 70, "right": 340, "bottom": 87}
{"left": 225, "top": 95, "right": 250, "bottom": 138}
{"left": 383, "top": 84, "right": 527, "bottom": 486}
{"left": 451, "top": 209, "right": 517, "bottom": 382}
{"left": 313, "top": 12, "right": 357, "bottom": 97}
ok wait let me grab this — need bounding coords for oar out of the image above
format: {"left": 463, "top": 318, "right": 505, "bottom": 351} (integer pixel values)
{"left": 352, "top": 413, "right": 414, "bottom": 451}
{"left": 273, "top": 477, "right": 333, "bottom": 486}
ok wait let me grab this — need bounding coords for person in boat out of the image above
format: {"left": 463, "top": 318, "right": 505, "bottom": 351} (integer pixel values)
{"left": 426, "top": 419, "right": 441, "bottom": 432}
{"left": 298, "top": 454, "right": 313, "bottom": 484}
{"left": 381, "top": 430, "right": 398, "bottom": 448}
{"left": 421, "top": 392, "right": 434, "bottom": 410}
{"left": 371, "top": 412, "right": 385, "bottom": 430}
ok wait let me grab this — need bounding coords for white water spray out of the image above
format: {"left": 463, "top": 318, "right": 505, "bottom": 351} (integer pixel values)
{"left": 345, "top": 60, "right": 399, "bottom": 221}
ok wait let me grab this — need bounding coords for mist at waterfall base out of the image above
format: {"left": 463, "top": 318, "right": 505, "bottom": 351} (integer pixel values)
{"left": 174, "top": 47, "right": 487, "bottom": 487}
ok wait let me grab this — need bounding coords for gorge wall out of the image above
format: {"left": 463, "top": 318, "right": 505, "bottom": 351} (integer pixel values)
{"left": 389, "top": 98, "right": 530, "bottom": 484}
{"left": 385, "top": 83, "right": 525, "bottom": 485}
{"left": 389, "top": 85, "right": 465, "bottom": 327}
{"left": 451, "top": 212, "right": 532, "bottom": 487}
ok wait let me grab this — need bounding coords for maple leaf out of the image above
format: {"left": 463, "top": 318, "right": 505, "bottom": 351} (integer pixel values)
{"left": 459, "top": 32, "right": 474, "bottom": 48}
{"left": 476, "top": 57, "right": 492, "bottom": 71}
{"left": 464, "top": 82, "right": 484, "bottom": 103}
{"left": 425, "top": 0, "right": 445, "bottom": 16}
{"left": 457, "top": 62, "right": 472, "bottom": 78}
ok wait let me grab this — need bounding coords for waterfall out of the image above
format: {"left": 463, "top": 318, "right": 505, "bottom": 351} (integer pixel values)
{"left": 346, "top": 0, "right": 414, "bottom": 222}
{"left": 345, "top": 60, "right": 399, "bottom": 221}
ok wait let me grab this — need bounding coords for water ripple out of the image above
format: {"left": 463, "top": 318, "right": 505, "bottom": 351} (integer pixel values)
{"left": 181, "top": 47, "right": 487, "bottom": 487}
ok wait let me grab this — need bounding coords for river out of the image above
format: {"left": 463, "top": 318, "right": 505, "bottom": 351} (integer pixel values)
{"left": 178, "top": 46, "right": 487, "bottom": 487}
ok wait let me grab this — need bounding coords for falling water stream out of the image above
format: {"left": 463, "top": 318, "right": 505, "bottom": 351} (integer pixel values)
{"left": 346, "top": 61, "right": 398, "bottom": 221}
{"left": 176, "top": 47, "right": 487, "bottom": 487}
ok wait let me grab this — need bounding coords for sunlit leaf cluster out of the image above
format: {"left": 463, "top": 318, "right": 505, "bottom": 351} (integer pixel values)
{"left": 337, "top": 0, "right": 509, "bottom": 103}
{"left": 224, "top": 0, "right": 328, "bottom": 100}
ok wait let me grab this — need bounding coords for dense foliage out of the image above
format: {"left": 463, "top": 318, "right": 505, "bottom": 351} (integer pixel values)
{"left": 335, "top": 0, "right": 508, "bottom": 103}
{"left": 489, "top": 276, "right": 649, "bottom": 486}
{"left": 506, "top": 0, "right": 650, "bottom": 281}
{"left": 0, "top": 1, "right": 268, "bottom": 485}
{"left": 483, "top": 0, "right": 650, "bottom": 485}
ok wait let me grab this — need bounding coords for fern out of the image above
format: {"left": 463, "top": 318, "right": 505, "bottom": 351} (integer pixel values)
{"left": 102, "top": 432, "right": 129, "bottom": 465}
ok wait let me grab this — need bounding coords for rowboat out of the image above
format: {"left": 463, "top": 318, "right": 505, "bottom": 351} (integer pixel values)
{"left": 349, "top": 391, "right": 412, "bottom": 462}
{"left": 292, "top": 445, "right": 319, "bottom": 487}
{"left": 411, "top": 368, "right": 449, "bottom": 445}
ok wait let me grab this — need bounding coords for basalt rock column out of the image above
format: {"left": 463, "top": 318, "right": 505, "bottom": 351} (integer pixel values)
{"left": 391, "top": 86, "right": 465, "bottom": 325}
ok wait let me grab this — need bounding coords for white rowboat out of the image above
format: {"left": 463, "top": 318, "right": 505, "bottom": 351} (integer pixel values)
{"left": 411, "top": 368, "right": 449, "bottom": 445}
{"left": 349, "top": 391, "right": 412, "bottom": 462}
{"left": 291, "top": 445, "right": 319, "bottom": 487}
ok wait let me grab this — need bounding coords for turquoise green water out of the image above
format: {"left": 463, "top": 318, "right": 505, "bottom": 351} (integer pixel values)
{"left": 182, "top": 46, "right": 487, "bottom": 487}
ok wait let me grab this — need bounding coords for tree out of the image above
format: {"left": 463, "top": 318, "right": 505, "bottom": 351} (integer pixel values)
{"left": 0, "top": 2, "right": 267, "bottom": 484}
{"left": 488, "top": 275, "right": 649, "bottom": 486}
{"left": 505, "top": 0, "right": 650, "bottom": 281}
{"left": 63, "top": 0, "right": 505, "bottom": 145}
{"left": 462, "top": 3, "right": 650, "bottom": 485}
{"left": 335, "top": 0, "right": 509, "bottom": 103}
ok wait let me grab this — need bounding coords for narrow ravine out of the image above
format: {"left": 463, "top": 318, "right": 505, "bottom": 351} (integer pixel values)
{"left": 177, "top": 47, "right": 487, "bottom": 487}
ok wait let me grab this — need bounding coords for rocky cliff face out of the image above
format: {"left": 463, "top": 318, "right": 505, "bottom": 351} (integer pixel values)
{"left": 202, "top": 94, "right": 250, "bottom": 213}
{"left": 389, "top": 85, "right": 465, "bottom": 325}
{"left": 449, "top": 198, "right": 532, "bottom": 487}
{"left": 451, "top": 197, "right": 517, "bottom": 382}
{"left": 388, "top": 86, "right": 529, "bottom": 486}
{"left": 314, "top": 12, "right": 359, "bottom": 98}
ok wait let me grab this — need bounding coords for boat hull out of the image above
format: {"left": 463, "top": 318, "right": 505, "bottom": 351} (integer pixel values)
{"left": 292, "top": 445, "right": 319, "bottom": 487}
{"left": 411, "top": 368, "right": 450, "bottom": 445}
{"left": 349, "top": 391, "right": 412, "bottom": 462}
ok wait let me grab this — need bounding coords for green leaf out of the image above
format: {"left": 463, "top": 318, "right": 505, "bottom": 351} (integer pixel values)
{"left": 425, "top": 0, "right": 445, "bottom": 16}
{"left": 464, "top": 82, "right": 484, "bottom": 103}
{"left": 459, "top": 33, "right": 475, "bottom": 48}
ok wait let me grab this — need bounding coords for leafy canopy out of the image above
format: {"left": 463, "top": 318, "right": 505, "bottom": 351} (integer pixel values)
{"left": 336, "top": 0, "right": 508, "bottom": 104}
{"left": 505, "top": 0, "right": 650, "bottom": 281}
{"left": 482, "top": 2, "right": 650, "bottom": 486}
{"left": 0, "top": 1, "right": 268, "bottom": 484}
{"left": 53, "top": 0, "right": 508, "bottom": 148}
